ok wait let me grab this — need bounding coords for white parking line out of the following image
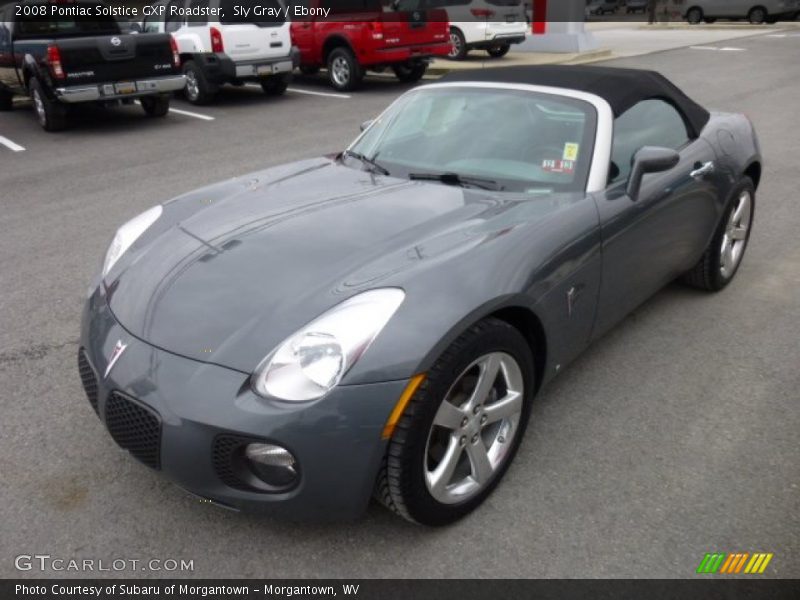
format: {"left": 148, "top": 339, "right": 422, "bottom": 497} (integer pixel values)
{"left": 244, "top": 83, "right": 350, "bottom": 99}
{"left": 0, "top": 135, "right": 25, "bottom": 152}
{"left": 167, "top": 106, "right": 215, "bottom": 121}
{"left": 689, "top": 46, "right": 746, "bottom": 52}
{"left": 133, "top": 100, "right": 215, "bottom": 121}
{"left": 287, "top": 87, "right": 351, "bottom": 99}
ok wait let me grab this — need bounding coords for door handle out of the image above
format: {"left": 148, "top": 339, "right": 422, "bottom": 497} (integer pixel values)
{"left": 690, "top": 161, "right": 715, "bottom": 179}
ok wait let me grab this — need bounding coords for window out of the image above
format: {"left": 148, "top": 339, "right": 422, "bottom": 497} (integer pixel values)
{"left": 609, "top": 98, "right": 689, "bottom": 185}
{"left": 165, "top": 0, "right": 186, "bottom": 33}
{"left": 350, "top": 88, "right": 597, "bottom": 193}
{"left": 188, "top": 0, "right": 210, "bottom": 26}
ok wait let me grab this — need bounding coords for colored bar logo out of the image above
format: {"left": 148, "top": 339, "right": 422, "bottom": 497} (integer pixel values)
{"left": 696, "top": 552, "right": 773, "bottom": 574}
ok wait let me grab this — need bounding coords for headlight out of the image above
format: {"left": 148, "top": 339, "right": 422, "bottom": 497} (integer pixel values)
{"left": 252, "top": 288, "right": 405, "bottom": 402}
{"left": 102, "top": 205, "right": 162, "bottom": 278}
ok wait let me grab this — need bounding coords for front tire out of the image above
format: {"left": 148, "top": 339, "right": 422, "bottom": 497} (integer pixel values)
{"left": 140, "top": 95, "right": 170, "bottom": 117}
{"left": 392, "top": 61, "right": 427, "bottom": 83}
{"left": 682, "top": 177, "right": 755, "bottom": 291}
{"left": 748, "top": 7, "right": 767, "bottom": 23}
{"left": 686, "top": 7, "right": 703, "bottom": 23}
{"left": 183, "top": 60, "right": 216, "bottom": 105}
{"left": 486, "top": 44, "right": 510, "bottom": 58}
{"left": 29, "top": 78, "right": 67, "bottom": 132}
{"left": 327, "top": 47, "right": 362, "bottom": 92}
{"left": 376, "top": 318, "right": 535, "bottom": 526}
{"left": 261, "top": 73, "right": 291, "bottom": 95}
{"left": 447, "top": 27, "right": 467, "bottom": 60}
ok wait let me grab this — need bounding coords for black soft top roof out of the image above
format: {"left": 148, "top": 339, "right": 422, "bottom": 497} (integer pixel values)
{"left": 440, "top": 66, "right": 710, "bottom": 138}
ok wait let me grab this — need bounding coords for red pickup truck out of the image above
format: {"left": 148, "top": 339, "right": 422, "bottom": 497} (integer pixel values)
{"left": 290, "top": 1, "right": 451, "bottom": 91}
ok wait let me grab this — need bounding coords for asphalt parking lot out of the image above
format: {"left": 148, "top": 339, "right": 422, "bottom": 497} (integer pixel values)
{"left": 1, "top": 30, "right": 798, "bottom": 579}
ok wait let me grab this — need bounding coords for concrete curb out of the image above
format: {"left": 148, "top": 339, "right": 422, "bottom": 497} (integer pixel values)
{"left": 426, "top": 48, "right": 614, "bottom": 77}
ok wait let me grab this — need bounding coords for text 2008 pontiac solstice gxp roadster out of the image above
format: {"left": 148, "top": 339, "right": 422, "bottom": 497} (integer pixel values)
{"left": 80, "top": 66, "right": 761, "bottom": 525}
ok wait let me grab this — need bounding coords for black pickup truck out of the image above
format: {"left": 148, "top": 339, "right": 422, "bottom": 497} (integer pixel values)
{"left": 0, "top": 1, "right": 185, "bottom": 130}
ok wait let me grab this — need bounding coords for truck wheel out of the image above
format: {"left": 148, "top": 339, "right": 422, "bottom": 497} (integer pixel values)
{"left": 392, "top": 62, "right": 428, "bottom": 83}
{"left": 183, "top": 60, "right": 215, "bottom": 105}
{"left": 447, "top": 27, "right": 467, "bottom": 60}
{"left": 686, "top": 7, "right": 703, "bottom": 23}
{"left": 0, "top": 89, "right": 12, "bottom": 111}
{"left": 486, "top": 44, "right": 510, "bottom": 58}
{"left": 140, "top": 95, "right": 170, "bottom": 117}
{"left": 261, "top": 73, "right": 291, "bottom": 96}
{"left": 30, "top": 78, "right": 67, "bottom": 132}
{"left": 327, "top": 47, "right": 362, "bottom": 92}
{"left": 748, "top": 7, "right": 767, "bottom": 23}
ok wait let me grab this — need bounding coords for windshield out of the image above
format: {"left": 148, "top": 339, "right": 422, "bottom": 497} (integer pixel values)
{"left": 348, "top": 87, "right": 597, "bottom": 193}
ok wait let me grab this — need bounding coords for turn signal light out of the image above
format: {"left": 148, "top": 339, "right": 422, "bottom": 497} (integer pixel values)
{"left": 470, "top": 8, "right": 495, "bottom": 18}
{"left": 210, "top": 27, "right": 224, "bottom": 53}
{"left": 47, "top": 45, "right": 65, "bottom": 80}
{"left": 169, "top": 35, "right": 180, "bottom": 68}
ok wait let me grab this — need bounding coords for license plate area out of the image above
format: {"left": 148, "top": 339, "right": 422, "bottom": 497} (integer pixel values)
{"left": 115, "top": 82, "right": 136, "bottom": 94}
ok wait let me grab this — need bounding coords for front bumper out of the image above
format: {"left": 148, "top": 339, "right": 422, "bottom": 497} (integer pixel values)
{"left": 79, "top": 285, "right": 407, "bottom": 520}
{"left": 55, "top": 75, "right": 185, "bottom": 103}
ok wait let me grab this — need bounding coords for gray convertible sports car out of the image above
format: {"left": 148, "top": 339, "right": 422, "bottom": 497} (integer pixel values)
{"left": 80, "top": 66, "right": 761, "bottom": 525}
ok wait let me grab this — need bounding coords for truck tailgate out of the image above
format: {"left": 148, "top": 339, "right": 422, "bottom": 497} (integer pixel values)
{"left": 56, "top": 34, "right": 178, "bottom": 85}
{"left": 379, "top": 9, "right": 450, "bottom": 48}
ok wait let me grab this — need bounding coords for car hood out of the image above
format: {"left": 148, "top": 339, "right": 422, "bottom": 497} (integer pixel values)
{"left": 107, "top": 158, "right": 570, "bottom": 374}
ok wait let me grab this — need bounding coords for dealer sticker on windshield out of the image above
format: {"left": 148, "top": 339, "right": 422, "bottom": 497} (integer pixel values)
{"left": 563, "top": 143, "right": 580, "bottom": 162}
{"left": 542, "top": 159, "right": 575, "bottom": 174}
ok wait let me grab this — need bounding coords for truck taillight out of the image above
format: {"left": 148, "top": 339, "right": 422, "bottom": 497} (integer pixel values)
{"left": 47, "top": 45, "right": 65, "bottom": 80}
{"left": 369, "top": 21, "right": 384, "bottom": 41}
{"left": 470, "top": 8, "right": 495, "bottom": 18}
{"left": 169, "top": 35, "right": 180, "bottom": 67}
{"left": 210, "top": 27, "right": 224, "bottom": 53}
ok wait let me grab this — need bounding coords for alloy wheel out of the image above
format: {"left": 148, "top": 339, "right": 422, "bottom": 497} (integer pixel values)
{"left": 720, "top": 190, "right": 752, "bottom": 278}
{"left": 330, "top": 56, "right": 350, "bottom": 87}
{"left": 448, "top": 32, "right": 462, "bottom": 58}
{"left": 185, "top": 70, "right": 200, "bottom": 102}
{"left": 33, "top": 89, "right": 46, "bottom": 126}
{"left": 424, "top": 352, "right": 524, "bottom": 504}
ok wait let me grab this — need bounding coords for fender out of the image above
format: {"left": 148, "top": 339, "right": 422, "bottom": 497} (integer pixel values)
{"left": 21, "top": 53, "right": 54, "bottom": 97}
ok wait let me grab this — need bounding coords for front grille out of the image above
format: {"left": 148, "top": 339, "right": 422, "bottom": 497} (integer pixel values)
{"left": 212, "top": 435, "right": 252, "bottom": 491}
{"left": 77, "top": 349, "right": 99, "bottom": 415}
{"left": 105, "top": 392, "right": 162, "bottom": 470}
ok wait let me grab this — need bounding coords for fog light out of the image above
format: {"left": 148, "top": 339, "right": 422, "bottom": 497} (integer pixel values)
{"left": 244, "top": 443, "right": 297, "bottom": 488}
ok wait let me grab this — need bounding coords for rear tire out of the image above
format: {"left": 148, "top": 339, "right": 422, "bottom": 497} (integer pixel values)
{"left": 447, "top": 27, "right": 467, "bottom": 60}
{"left": 486, "top": 44, "right": 510, "bottom": 58}
{"left": 327, "top": 47, "right": 362, "bottom": 92}
{"left": 29, "top": 78, "right": 67, "bottom": 132}
{"left": 392, "top": 61, "right": 427, "bottom": 83}
{"left": 0, "top": 89, "right": 12, "bottom": 111}
{"left": 183, "top": 60, "right": 216, "bottom": 105}
{"left": 376, "top": 318, "right": 535, "bottom": 526}
{"left": 686, "top": 7, "right": 703, "bottom": 23}
{"left": 682, "top": 177, "right": 755, "bottom": 291}
{"left": 261, "top": 73, "right": 291, "bottom": 95}
{"left": 140, "top": 95, "right": 170, "bottom": 117}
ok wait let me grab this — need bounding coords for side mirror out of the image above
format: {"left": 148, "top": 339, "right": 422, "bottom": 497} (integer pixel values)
{"left": 626, "top": 146, "right": 680, "bottom": 201}
{"left": 360, "top": 119, "right": 374, "bottom": 132}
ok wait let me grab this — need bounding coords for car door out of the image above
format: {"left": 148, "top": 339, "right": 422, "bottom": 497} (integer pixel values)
{"left": 591, "top": 99, "right": 720, "bottom": 339}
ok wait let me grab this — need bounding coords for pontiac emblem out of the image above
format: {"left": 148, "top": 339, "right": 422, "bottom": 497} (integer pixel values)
{"left": 104, "top": 340, "right": 128, "bottom": 379}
